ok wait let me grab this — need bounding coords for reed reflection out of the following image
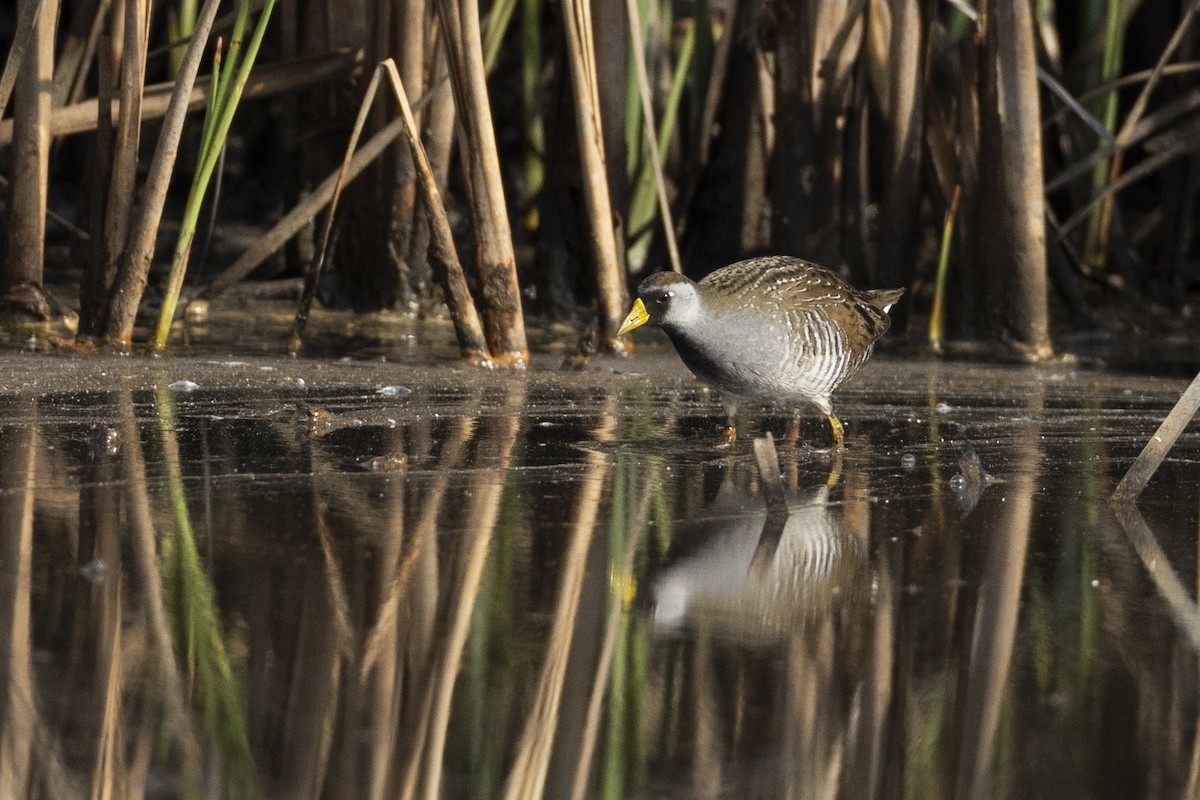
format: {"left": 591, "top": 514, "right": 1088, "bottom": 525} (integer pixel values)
{"left": 0, "top": 400, "right": 37, "bottom": 794}
{"left": 1, "top": 369, "right": 1199, "bottom": 799}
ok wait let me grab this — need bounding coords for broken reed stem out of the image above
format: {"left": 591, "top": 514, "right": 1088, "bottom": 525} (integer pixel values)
{"left": 290, "top": 60, "right": 489, "bottom": 360}
{"left": 202, "top": 74, "right": 445, "bottom": 301}
{"left": 560, "top": 0, "right": 629, "bottom": 349}
{"left": 624, "top": 0, "right": 681, "bottom": 274}
{"left": 150, "top": 0, "right": 276, "bottom": 352}
{"left": 287, "top": 59, "right": 489, "bottom": 362}
{"left": 287, "top": 52, "right": 387, "bottom": 355}
{"left": 1112, "top": 369, "right": 1200, "bottom": 503}
{"left": 752, "top": 433, "right": 788, "bottom": 515}
{"left": 381, "top": 60, "right": 490, "bottom": 361}
{"left": 97, "top": 0, "right": 221, "bottom": 346}
{"left": 928, "top": 185, "right": 962, "bottom": 354}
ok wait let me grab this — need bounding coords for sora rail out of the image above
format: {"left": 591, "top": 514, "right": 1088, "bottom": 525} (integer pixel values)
{"left": 617, "top": 256, "right": 904, "bottom": 447}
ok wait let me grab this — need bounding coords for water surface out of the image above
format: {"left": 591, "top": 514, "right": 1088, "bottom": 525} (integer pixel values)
{"left": 0, "top": 346, "right": 1197, "bottom": 799}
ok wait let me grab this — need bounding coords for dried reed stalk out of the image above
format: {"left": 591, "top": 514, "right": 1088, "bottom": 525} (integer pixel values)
{"left": 436, "top": 0, "right": 528, "bottom": 363}
{"left": 407, "top": 30, "right": 458, "bottom": 294}
{"left": 0, "top": 0, "right": 49, "bottom": 121}
{"left": 2, "top": 0, "right": 58, "bottom": 297}
{"left": 559, "top": 0, "right": 628, "bottom": 348}
{"left": 980, "top": 0, "right": 1051, "bottom": 358}
{"left": 288, "top": 60, "right": 490, "bottom": 361}
{"left": 100, "top": 0, "right": 152, "bottom": 313}
{"left": 381, "top": 60, "right": 490, "bottom": 360}
{"left": 0, "top": 49, "right": 360, "bottom": 145}
{"left": 100, "top": 0, "right": 222, "bottom": 348}
{"left": 878, "top": 0, "right": 926, "bottom": 293}
{"left": 390, "top": 0, "right": 428, "bottom": 304}
{"left": 625, "top": 0, "right": 681, "bottom": 273}
{"left": 1112, "top": 369, "right": 1200, "bottom": 503}
{"left": 52, "top": 0, "right": 108, "bottom": 107}
{"left": 80, "top": 35, "right": 116, "bottom": 336}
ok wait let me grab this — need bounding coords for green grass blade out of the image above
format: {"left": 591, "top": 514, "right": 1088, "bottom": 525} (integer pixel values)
{"left": 626, "top": 20, "right": 695, "bottom": 271}
{"left": 1083, "top": 0, "right": 1125, "bottom": 266}
{"left": 202, "top": 0, "right": 252, "bottom": 156}
{"left": 928, "top": 186, "right": 961, "bottom": 353}
{"left": 153, "top": 0, "right": 277, "bottom": 351}
{"left": 483, "top": 0, "right": 520, "bottom": 73}
{"left": 169, "top": 0, "right": 199, "bottom": 77}
{"left": 521, "top": 0, "right": 544, "bottom": 226}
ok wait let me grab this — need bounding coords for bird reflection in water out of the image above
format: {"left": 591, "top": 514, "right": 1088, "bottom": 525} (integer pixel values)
{"left": 652, "top": 451, "right": 867, "bottom": 644}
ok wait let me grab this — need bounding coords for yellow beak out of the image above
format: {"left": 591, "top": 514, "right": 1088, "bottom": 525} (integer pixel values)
{"left": 616, "top": 298, "right": 649, "bottom": 337}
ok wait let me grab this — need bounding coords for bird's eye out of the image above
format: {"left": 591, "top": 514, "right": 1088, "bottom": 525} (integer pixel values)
{"left": 656, "top": 291, "right": 674, "bottom": 305}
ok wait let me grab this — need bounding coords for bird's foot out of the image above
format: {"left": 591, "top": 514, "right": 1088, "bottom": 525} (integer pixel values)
{"left": 827, "top": 414, "right": 846, "bottom": 451}
{"left": 716, "top": 424, "right": 738, "bottom": 450}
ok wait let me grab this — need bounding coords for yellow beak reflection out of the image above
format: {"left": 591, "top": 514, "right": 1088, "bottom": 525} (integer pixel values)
{"left": 616, "top": 298, "right": 649, "bottom": 337}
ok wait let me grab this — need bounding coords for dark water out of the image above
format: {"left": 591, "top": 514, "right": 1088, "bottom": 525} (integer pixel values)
{"left": 1, "top": 348, "right": 1198, "bottom": 799}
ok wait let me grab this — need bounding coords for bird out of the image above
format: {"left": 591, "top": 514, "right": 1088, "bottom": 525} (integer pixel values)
{"left": 616, "top": 256, "right": 904, "bottom": 447}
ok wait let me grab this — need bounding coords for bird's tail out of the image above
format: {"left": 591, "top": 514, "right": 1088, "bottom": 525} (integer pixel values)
{"left": 866, "top": 287, "right": 905, "bottom": 313}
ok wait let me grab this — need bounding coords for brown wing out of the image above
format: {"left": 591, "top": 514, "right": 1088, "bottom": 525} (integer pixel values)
{"left": 700, "top": 256, "right": 897, "bottom": 347}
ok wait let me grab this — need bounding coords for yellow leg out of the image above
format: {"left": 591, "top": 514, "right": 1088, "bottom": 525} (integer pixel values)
{"left": 826, "top": 448, "right": 844, "bottom": 486}
{"left": 827, "top": 413, "right": 845, "bottom": 449}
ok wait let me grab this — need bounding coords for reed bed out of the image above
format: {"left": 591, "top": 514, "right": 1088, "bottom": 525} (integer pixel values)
{"left": 0, "top": 0, "right": 1198, "bottom": 357}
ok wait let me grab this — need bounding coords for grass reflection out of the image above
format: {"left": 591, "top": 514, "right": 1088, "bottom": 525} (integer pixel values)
{"left": 155, "top": 386, "right": 255, "bottom": 798}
